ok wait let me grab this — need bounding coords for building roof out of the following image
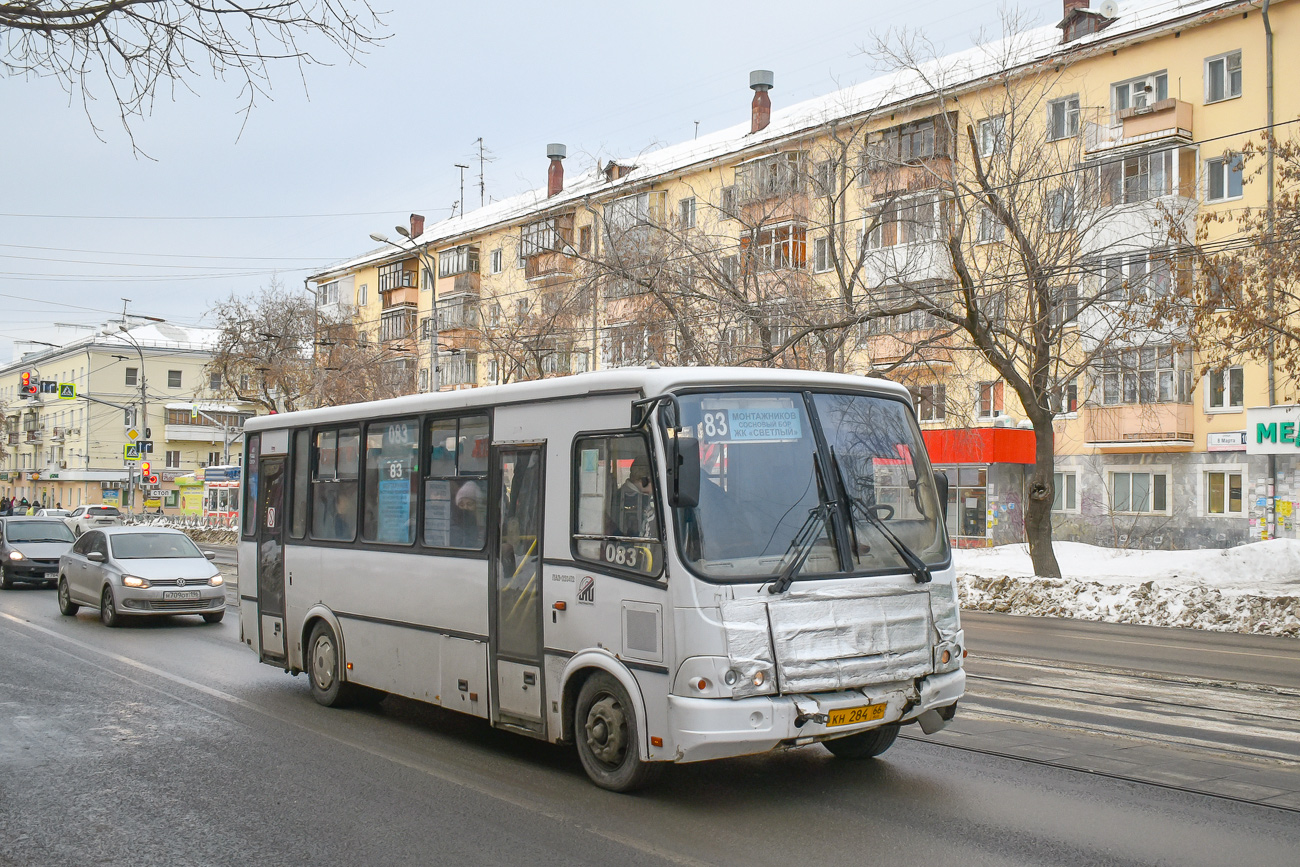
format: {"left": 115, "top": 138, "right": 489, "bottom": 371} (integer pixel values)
{"left": 310, "top": 0, "right": 1243, "bottom": 282}
{"left": 1, "top": 322, "right": 220, "bottom": 375}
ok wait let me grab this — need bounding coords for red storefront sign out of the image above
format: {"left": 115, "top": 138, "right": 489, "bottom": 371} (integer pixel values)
{"left": 921, "top": 428, "right": 1036, "bottom": 465}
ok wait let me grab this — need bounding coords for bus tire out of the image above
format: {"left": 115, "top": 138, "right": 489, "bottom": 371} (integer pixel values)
{"left": 823, "top": 723, "right": 900, "bottom": 759}
{"left": 306, "top": 621, "right": 360, "bottom": 708}
{"left": 574, "top": 671, "right": 661, "bottom": 793}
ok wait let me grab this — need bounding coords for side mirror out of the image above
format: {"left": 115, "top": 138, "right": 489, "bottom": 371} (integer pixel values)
{"left": 87, "top": 551, "right": 105, "bottom": 563}
{"left": 666, "top": 431, "right": 700, "bottom": 508}
{"left": 932, "top": 470, "right": 949, "bottom": 524}
{"left": 204, "top": 551, "right": 217, "bottom": 560}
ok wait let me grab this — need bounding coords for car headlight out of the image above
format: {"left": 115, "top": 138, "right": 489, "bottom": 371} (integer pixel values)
{"left": 8, "top": 551, "right": 23, "bottom": 561}
{"left": 121, "top": 574, "right": 148, "bottom": 588}
{"left": 208, "top": 574, "right": 224, "bottom": 586}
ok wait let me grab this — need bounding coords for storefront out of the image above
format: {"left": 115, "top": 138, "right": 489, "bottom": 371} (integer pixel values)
{"left": 923, "top": 427, "right": 1037, "bottom": 548}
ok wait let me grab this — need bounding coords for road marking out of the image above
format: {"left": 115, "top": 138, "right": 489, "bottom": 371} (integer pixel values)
{"left": 0, "top": 611, "right": 713, "bottom": 867}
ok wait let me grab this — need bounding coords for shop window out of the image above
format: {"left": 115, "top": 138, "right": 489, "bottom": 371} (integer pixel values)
{"left": 1205, "top": 470, "right": 1243, "bottom": 515}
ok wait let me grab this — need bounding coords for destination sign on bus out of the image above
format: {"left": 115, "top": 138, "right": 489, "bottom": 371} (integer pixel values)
{"left": 698, "top": 404, "right": 802, "bottom": 444}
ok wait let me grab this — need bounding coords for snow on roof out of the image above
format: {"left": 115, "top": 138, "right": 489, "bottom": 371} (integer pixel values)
{"left": 1, "top": 322, "right": 221, "bottom": 374}
{"left": 311, "top": 0, "right": 1239, "bottom": 282}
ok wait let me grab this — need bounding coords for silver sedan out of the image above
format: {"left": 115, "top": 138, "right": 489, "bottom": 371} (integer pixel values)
{"left": 57, "top": 526, "right": 226, "bottom": 627}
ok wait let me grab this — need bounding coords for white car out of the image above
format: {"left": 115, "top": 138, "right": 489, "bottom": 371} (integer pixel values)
{"left": 65, "top": 505, "right": 123, "bottom": 537}
{"left": 35, "top": 508, "right": 70, "bottom": 518}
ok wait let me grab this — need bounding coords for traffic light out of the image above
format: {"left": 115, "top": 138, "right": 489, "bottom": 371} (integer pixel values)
{"left": 141, "top": 461, "right": 151, "bottom": 478}
{"left": 20, "top": 371, "right": 36, "bottom": 395}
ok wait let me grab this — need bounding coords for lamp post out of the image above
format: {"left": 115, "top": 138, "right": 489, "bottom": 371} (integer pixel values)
{"left": 370, "top": 229, "right": 439, "bottom": 393}
{"left": 107, "top": 322, "right": 159, "bottom": 511}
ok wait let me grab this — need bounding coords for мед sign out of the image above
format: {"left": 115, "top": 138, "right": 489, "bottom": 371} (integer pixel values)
{"left": 1246, "top": 405, "right": 1300, "bottom": 455}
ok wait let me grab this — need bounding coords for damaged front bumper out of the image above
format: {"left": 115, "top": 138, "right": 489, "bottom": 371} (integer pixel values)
{"left": 667, "top": 667, "right": 965, "bottom": 763}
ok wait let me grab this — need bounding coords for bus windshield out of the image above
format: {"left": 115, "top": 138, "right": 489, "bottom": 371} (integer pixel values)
{"left": 674, "top": 390, "right": 947, "bottom": 582}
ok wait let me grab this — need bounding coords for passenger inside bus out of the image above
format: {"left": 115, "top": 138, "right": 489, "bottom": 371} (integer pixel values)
{"left": 451, "top": 481, "right": 483, "bottom": 548}
{"left": 607, "top": 456, "right": 655, "bottom": 539}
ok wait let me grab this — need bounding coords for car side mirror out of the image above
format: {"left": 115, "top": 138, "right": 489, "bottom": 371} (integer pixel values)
{"left": 666, "top": 430, "right": 700, "bottom": 508}
{"left": 87, "top": 551, "right": 105, "bottom": 563}
{"left": 932, "top": 470, "right": 949, "bottom": 524}
{"left": 204, "top": 551, "right": 217, "bottom": 560}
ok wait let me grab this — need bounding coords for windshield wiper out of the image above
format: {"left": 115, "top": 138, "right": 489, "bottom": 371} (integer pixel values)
{"left": 766, "top": 454, "right": 833, "bottom": 595}
{"left": 829, "top": 448, "right": 931, "bottom": 585}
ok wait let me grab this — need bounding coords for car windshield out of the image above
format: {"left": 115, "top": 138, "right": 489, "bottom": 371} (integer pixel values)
{"left": 90, "top": 507, "right": 121, "bottom": 516}
{"left": 6, "top": 521, "right": 75, "bottom": 543}
{"left": 673, "top": 390, "right": 947, "bottom": 582}
{"left": 110, "top": 533, "right": 204, "bottom": 559}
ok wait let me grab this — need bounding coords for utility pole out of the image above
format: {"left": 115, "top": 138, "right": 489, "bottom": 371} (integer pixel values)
{"left": 475, "top": 137, "right": 494, "bottom": 208}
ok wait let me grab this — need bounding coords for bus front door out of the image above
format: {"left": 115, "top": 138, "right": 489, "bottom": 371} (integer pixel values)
{"left": 489, "top": 444, "right": 546, "bottom": 735}
{"left": 256, "top": 455, "right": 288, "bottom": 665}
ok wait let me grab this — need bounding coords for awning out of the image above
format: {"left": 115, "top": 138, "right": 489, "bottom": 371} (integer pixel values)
{"left": 922, "top": 427, "right": 1036, "bottom": 465}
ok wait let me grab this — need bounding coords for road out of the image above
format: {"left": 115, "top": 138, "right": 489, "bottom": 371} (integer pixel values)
{"left": 2, "top": 586, "right": 1298, "bottom": 866}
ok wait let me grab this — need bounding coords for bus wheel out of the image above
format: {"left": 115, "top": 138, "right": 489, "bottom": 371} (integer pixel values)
{"left": 307, "top": 621, "right": 360, "bottom": 708}
{"left": 574, "top": 672, "right": 660, "bottom": 793}
{"left": 823, "top": 723, "right": 900, "bottom": 759}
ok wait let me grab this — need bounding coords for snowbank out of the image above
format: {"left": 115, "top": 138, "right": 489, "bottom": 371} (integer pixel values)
{"left": 954, "top": 540, "right": 1300, "bottom": 637}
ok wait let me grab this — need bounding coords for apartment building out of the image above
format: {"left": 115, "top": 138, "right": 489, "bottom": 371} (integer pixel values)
{"left": 0, "top": 323, "right": 258, "bottom": 511}
{"left": 310, "top": 0, "right": 1299, "bottom": 548}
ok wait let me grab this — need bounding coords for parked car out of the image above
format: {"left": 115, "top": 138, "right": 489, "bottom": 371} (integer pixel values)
{"left": 0, "top": 517, "right": 77, "bottom": 589}
{"left": 58, "top": 527, "right": 225, "bottom": 627}
{"left": 64, "top": 504, "right": 123, "bottom": 537}
{"left": 35, "top": 509, "right": 70, "bottom": 518}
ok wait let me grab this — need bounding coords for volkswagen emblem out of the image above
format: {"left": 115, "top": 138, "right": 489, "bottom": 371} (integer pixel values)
{"left": 176, "top": 578, "right": 186, "bottom": 587}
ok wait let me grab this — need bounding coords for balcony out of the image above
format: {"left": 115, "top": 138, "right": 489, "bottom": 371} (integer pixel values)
{"left": 1085, "top": 99, "right": 1193, "bottom": 155}
{"left": 24, "top": 429, "right": 42, "bottom": 442}
{"left": 524, "top": 251, "right": 574, "bottom": 281}
{"left": 6, "top": 433, "right": 17, "bottom": 446}
{"left": 1083, "top": 403, "right": 1194, "bottom": 451}
{"left": 379, "top": 304, "right": 418, "bottom": 344}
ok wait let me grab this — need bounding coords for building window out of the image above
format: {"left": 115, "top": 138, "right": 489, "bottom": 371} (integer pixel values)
{"left": 436, "top": 295, "right": 479, "bottom": 330}
{"left": 1097, "top": 148, "right": 1175, "bottom": 204}
{"left": 1109, "top": 470, "right": 1168, "bottom": 514}
{"left": 813, "top": 159, "right": 837, "bottom": 194}
{"left": 319, "top": 280, "right": 340, "bottom": 305}
{"left": 208, "top": 372, "right": 221, "bottom": 391}
{"left": 441, "top": 352, "right": 477, "bottom": 386}
{"left": 1205, "top": 470, "right": 1243, "bottom": 515}
{"left": 378, "top": 261, "right": 417, "bottom": 292}
{"left": 521, "top": 217, "right": 567, "bottom": 256}
{"left": 579, "top": 225, "right": 592, "bottom": 255}
{"left": 1100, "top": 251, "right": 1172, "bottom": 302}
{"left": 1048, "top": 188, "right": 1075, "bottom": 232}
{"left": 1207, "top": 366, "right": 1244, "bottom": 410}
{"left": 813, "top": 237, "right": 832, "bottom": 273}
{"left": 1048, "top": 95, "right": 1080, "bottom": 141}
{"left": 917, "top": 384, "right": 946, "bottom": 421}
{"left": 743, "top": 223, "right": 806, "bottom": 271}
{"left": 1205, "top": 50, "right": 1242, "bottom": 104}
{"left": 978, "top": 115, "right": 1006, "bottom": 156}
{"left": 1052, "top": 471, "right": 1078, "bottom": 512}
{"left": 1050, "top": 286, "right": 1079, "bottom": 327}
{"left": 438, "top": 245, "right": 479, "bottom": 278}
{"left": 418, "top": 368, "right": 429, "bottom": 392}
{"left": 679, "top": 196, "right": 696, "bottom": 229}
{"left": 165, "top": 450, "right": 181, "bottom": 469}
{"left": 239, "top": 374, "right": 250, "bottom": 391}
{"left": 736, "top": 152, "right": 806, "bottom": 203}
{"left": 934, "top": 465, "right": 987, "bottom": 540}
{"left": 719, "top": 185, "right": 737, "bottom": 219}
{"left": 977, "top": 208, "right": 1004, "bottom": 243}
{"left": 1205, "top": 155, "right": 1244, "bottom": 202}
{"left": 1112, "top": 71, "right": 1168, "bottom": 115}
{"left": 604, "top": 191, "right": 666, "bottom": 232}
{"left": 1099, "top": 345, "right": 1192, "bottom": 405}
{"left": 207, "top": 452, "right": 222, "bottom": 466}
{"left": 977, "top": 381, "right": 1004, "bottom": 418}
{"left": 167, "top": 370, "right": 181, "bottom": 388}
{"left": 490, "top": 248, "right": 503, "bottom": 274}
{"left": 356, "top": 283, "right": 368, "bottom": 307}
{"left": 125, "top": 367, "right": 138, "bottom": 387}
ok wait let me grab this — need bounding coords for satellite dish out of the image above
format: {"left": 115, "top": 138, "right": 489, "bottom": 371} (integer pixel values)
{"left": 1099, "top": 0, "right": 1120, "bottom": 19}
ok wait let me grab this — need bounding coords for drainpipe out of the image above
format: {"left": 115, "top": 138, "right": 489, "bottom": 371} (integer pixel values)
{"left": 1263, "top": 0, "right": 1278, "bottom": 537}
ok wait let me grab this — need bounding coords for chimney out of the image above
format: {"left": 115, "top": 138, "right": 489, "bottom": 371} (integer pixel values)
{"left": 750, "top": 70, "right": 774, "bottom": 134}
{"left": 409, "top": 213, "right": 425, "bottom": 237}
{"left": 1062, "top": 0, "right": 1089, "bottom": 13}
{"left": 546, "top": 143, "right": 567, "bottom": 197}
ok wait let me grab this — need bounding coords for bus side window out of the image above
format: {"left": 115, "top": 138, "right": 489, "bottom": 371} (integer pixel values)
{"left": 311, "top": 427, "right": 359, "bottom": 541}
{"left": 362, "top": 418, "right": 418, "bottom": 545}
{"left": 422, "top": 414, "right": 489, "bottom": 551}
{"left": 242, "top": 434, "right": 260, "bottom": 537}
{"left": 289, "top": 429, "right": 309, "bottom": 539}
{"left": 572, "top": 434, "right": 663, "bottom": 577}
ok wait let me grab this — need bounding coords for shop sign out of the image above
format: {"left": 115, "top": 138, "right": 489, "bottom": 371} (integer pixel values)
{"left": 1208, "top": 431, "right": 1247, "bottom": 452}
{"left": 1247, "top": 405, "right": 1300, "bottom": 455}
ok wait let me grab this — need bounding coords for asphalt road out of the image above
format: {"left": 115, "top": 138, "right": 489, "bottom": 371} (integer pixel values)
{"left": 2, "top": 588, "right": 1298, "bottom": 867}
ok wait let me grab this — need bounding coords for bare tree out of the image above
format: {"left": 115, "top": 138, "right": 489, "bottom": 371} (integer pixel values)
{"left": 207, "top": 279, "right": 410, "bottom": 413}
{"left": 2, "top": 0, "right": 384, "bottom": 151}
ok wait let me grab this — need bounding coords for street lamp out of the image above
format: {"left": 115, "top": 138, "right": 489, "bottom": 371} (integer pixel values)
{"left": 105, "top": 322, "right": 160, "bottom": 512}
{"left": 371, "top": 229, "right": 439, "bottom": 393}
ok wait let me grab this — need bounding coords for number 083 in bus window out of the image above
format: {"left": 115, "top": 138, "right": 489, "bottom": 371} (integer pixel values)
{"left": 363, "top": 418, "right": 419, "bottom": 545}
{"left": 572, "top": 435, "right": 663, "bottom": 576}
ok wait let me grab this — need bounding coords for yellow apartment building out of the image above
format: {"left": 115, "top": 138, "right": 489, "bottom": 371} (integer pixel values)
{"left": 309, "top": 0, "right": 1299, "bottom": 549}
{"left": 0, "top": 323, "right": 259, "bottom": 512}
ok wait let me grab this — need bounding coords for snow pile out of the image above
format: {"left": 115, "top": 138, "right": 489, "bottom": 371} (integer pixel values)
{"left": 954, "top": 540, "right": 1300, "bottom": 637}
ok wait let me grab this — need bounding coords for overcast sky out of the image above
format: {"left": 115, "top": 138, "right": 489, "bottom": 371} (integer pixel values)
{"left": 1, "top": 0, "right": 1064, "bottom": 363}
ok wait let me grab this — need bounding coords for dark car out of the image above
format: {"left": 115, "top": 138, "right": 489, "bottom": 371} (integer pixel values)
{"left": 0, "top": 517, "right": 77, "bottom": 589}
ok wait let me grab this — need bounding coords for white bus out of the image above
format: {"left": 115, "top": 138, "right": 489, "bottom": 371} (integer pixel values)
{"left": 238, "top": 367, "right": 964, "bottom": 791}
